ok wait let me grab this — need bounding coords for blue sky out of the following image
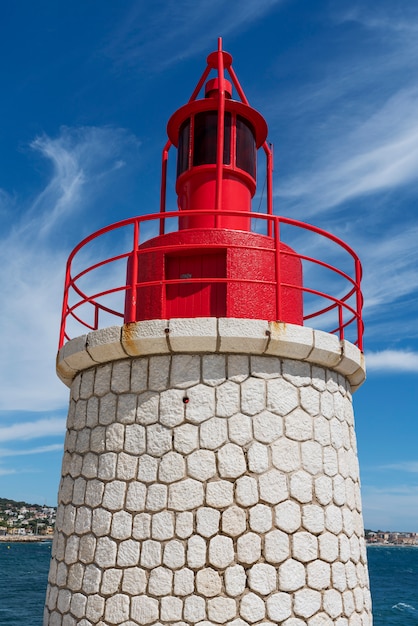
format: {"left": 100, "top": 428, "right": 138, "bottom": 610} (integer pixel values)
{"left": 1, "top": 0, "right": 418, "bottom": 532}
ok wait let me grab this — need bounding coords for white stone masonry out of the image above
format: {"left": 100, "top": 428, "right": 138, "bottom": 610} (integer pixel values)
{"left": 44, "top": 320, "right": 371, "bottom": 626}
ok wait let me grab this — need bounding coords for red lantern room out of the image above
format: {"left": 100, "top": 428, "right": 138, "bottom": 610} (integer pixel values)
{"left": 124, "top": 38, "right": 303, "bottom": 325}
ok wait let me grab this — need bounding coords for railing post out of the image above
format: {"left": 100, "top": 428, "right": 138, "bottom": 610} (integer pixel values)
{"left": 215, "top": 39, "right": 225, "bottom": 227}
{"left": 338, "top": 303, "right": 344, "bottom": 342}
{"left": 355, "top": 257, "right": 363, "bottom": 351}
{"left": 264, "top": 142, "right": 273, "bottom": 238}
{"left": 160, "top": 141, "right": 171, "bottom": 236}
{"left": 128, "top": 220, "right": 140, "bottom": 324}
{"left": 59, "top": 259, "right": 72, "bottom": 349}
{"left": 94, "top": 304, "right": 100, "bottom": 331}
{"left": 274, "top": 217, "right": 282, "bottom": 321}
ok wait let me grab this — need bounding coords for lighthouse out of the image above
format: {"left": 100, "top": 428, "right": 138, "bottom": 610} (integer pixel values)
{"left": 44, "top": 39, "right": 372, "bottom": 626}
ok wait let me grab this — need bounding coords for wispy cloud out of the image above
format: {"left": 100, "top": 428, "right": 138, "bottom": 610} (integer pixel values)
{"left": 0, "top": 125, "right": 140, "bottom": 412}
{"left": 365, "top": 350, "right": 418, "bottom": 372}
{"left": 0, "top": 468, "right": 17, "bottom": 477}
{"left": 276, "top": 87, "right": 418, "bottom": 218}
{"left": 0, "top": 418, "right": 66, "bottom": 443}
{"left": 25, "top": 126, "right": 139, "bottom": 238}
{"left": 104, "top": 0, "right": 284, "bottom": 71}
{"left": 377, "top": 462, "right": 418, "bottom": 473}
{"left": 0, "top": 444, "right": 63, "bottom": 457}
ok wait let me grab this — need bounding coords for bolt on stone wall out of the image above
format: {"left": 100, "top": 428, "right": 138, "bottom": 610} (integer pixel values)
{"left": 44, "top": 353, "right": 372, "bottom": 626}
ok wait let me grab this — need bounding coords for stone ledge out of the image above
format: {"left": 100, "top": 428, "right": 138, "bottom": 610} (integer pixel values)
{"left": 56, "top": 319, "right": 366, "bottom": 391}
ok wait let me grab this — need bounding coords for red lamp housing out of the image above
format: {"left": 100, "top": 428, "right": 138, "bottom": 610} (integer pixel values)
{"left": 125, "top": 39, "right": 303, "bottom": 324}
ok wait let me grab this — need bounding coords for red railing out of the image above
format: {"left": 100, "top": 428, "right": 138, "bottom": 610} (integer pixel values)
{"left": 58, "top": 209, "right": 364, "bottom": 351}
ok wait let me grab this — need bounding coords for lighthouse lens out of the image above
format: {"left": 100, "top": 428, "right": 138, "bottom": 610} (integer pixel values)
{"left": 193, "top": 111, "right": 231, "bottom": 167}
{"left": 236, "top": 116, "right": 256, "bottom": 178}
{"left": 177, "top": 119, "right": 191, "bottom": 177}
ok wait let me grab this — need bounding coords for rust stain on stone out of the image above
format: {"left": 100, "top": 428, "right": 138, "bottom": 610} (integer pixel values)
{"left": 270, "top": 321, "right": 287, "bottom": 337}
{"left": 122, "top": 322, "right": 141, "bottom": 355}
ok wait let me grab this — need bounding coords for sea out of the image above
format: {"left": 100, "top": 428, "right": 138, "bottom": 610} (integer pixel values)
{"left": 0, "top": 542, "right": 417, "bottom": 625}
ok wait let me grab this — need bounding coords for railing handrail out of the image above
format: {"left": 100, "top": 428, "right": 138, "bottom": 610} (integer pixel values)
{"left": 59, "top": 208, "right": 364, "bottom": 351}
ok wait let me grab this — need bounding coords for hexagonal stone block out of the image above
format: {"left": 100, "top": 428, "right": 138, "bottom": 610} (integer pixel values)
{"left": 266, "top": 592, "right": 292, "bottom": 622}
{"left": 253, "top": 410, "right": 283, "bottom": 444}
{"left": 264, "top": 529, "right": 290, "bottom": 564}
{"left": 228, "top": 412, "right": 253, "bottom": 446}
{"left": 300, "top": 386, "right": 320, "bottom": 416}
{"left": 163, "top": 539, "right": 186, "bottom": 569}
{"left": 146, "top": 424, "right": 172, "bottom": 456}
{"left": 140, "top": 540, "right": 161, "bottom": 569}
{"left": 196, "top": 568, "right": 222, "bottom": 597}
{"left": 216, "top": 380, "right": 241, "bottom": 417}
{"left": 196, "top": 507, "right": 220, "bottom": 538}
{"left": 235, "top": 475, "right": 259, "bottom": 507}
{"left": 171, "top": 355, "right": 201, "bottom": 389}
{"left": 168, "top": 479, "right": 204, "bottom": 511}
{"left": 160, "top": 596, "right": 183, "bottom": 622}
{"left": 151, "top": 511, "right": 174, "bottom": 541}
{"left": 267, "top": 378, "right": 299, "bottom": 415}
{"left": 271, "top": 438, "right": 301, "bottom": 473}
{"left": 301, "top": 441, "right": 323, "bottom": 475}
{"left": 241, "top": 378, "right": 266, "bottom": 416}
{"left": 186, "top": 384, "right": 215, "bottom": 424}
{"left": 289, "top": 470, "right": 313, "bottom": 503}
{"left": 278, "top": 558, "right": 306, "bottom": 591}
{"left": 302, "top": 504, "right": 325, "bottom": 534}
{"left": 173, "top": 423, "right": 199, "bottom": 455}
{"left": 259, "top": 469, "right": 288, "bottom": 504}
{"left": 275, "top": 500, "right": 301, "bottom": 533}
{"left": 159, "top": 388, "right": 185, "bottom": 427}
{"left": 307, "top": 559, "right": 331, "bottom": 590}
{"left": 222, "top": 506, "right": 247, "bottom": 537}
{"left": 247, "top": 442, "right": 269, "bottom": 474}
{"left": 110, "top": 511, "right": 133, "bottom": 540}
{"left": 159, "top": 451, "right": 185, "bottom": 483}
{"left": 240, "top": 592, "right": 266, "bottom": 623}
{"left": 237, "top": 532, "right": 262, "bottom": 565}
{"left": 292, "top": 531, "right": 318, "bottom": 562}
{"left": 116, "top": 539, "right": 140, "bottom": 567}
{"left": 319, "top": 532, "right": 339, "bottom": 563}
{"left": 208, "top": 597, "right": 237, "bottom": 623}
{"left": 131, "top": 596, "right": 159, "bottom": 625}
{"left": 148, "top": 566, "right": 173, "bottom": 596}
{"left": 104, "top": 594, "right": 130, "bottom": 624}
{"left": 209, "top": 535, "right": 234, "bottom": 568}
{"left": 200, "top": 417, "right": 228, "bottom": 450}
{"left": 248, "top": 563, "right": 277, "bottom": 595}
{"left": 294, "top": 588, "right": 322, "bottom": 618}
{"left": 249, "top": 504, "right": 273, "bottom": 533}
{"left": 225, "top": 564, "right": 246, "bottom": 597}
{"left": 218, "top": 443, "right": 246, "bottom": 478}
{"left": 183, "top": 595, "right": 206, "bottom": 623}
{"left": 285, "top": 408, "right": 313, "bottom": 441}
{"left": 187, "top": 449, "right": 217, "bottom": 481}
{"left": 206, "top": 480, "right": 234, "bottom": 508}
{"left": 174, "top": 567, "right": 194, "bottom": 596}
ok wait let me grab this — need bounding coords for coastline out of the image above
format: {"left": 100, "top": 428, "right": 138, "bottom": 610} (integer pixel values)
{"left": 366, "top": 542, "right": 418, "bottom": 547}
{"left": 0, "top": 534, "right": 52, "bottom": 543}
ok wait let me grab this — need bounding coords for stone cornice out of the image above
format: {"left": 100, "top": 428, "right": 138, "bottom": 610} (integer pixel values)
{"left": 57, "top": 319, "right": 366, "bottom": 392}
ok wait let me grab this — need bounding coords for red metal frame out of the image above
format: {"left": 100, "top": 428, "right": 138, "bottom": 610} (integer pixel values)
{"left": 58, "top": 208, "right": 364, "bottom": 351}
{"left": 160, "top": 37, "right": 274, "bottom": 234}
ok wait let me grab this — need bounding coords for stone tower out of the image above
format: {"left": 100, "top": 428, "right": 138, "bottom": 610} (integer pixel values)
{"left": 44, "top": 40, "right": 372, "bottom": 626}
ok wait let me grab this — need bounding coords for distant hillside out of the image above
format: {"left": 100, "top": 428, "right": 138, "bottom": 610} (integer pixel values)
{"left": 0, "top": 497, "right": 51, "bottom": 511}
